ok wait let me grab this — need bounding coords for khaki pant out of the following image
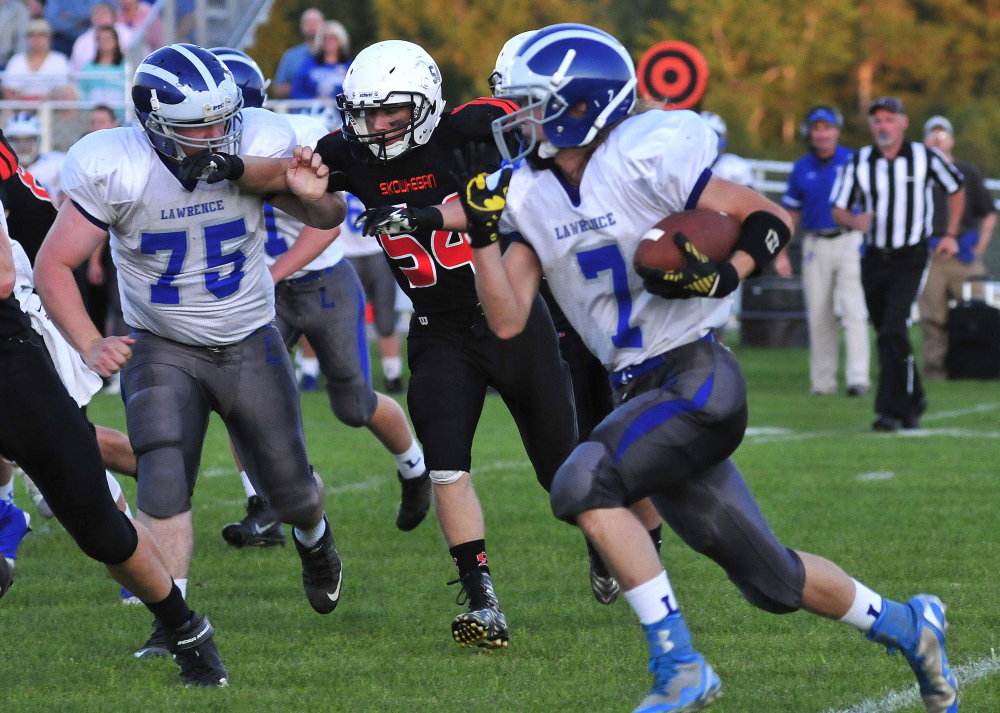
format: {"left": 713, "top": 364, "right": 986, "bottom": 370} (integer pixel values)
{"left": 917, "top": 253, "right": 986, "bottom": 380}
{"left": 802, "top": 231, "right": 871, "bottom": 393}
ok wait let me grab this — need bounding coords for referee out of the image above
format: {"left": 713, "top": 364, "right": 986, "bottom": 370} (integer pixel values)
{"left": 831, "top": 96, "right": 964, "bottom": 431}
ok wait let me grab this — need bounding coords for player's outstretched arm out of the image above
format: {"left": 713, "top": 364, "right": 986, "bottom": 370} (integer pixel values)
{"left": 269, "top": 225, "right": 341, "bottom": 283}
{"left": 267, "top": 145, "right": 346, "bottom": 230}
{"left": 178, "top": 150, "right": 293, "bottom": 194}
{"left": 34, "top": 201, "right": 134, "bottom": 377}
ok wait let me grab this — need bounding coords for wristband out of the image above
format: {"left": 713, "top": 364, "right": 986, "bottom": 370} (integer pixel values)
{"left": 734, "top": 211, "right": 791, "bottom": 277}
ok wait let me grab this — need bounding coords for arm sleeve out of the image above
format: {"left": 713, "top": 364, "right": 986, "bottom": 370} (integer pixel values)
{"left": 641, "top": 110, "right": 718, "bottom": 215}
{"left": 60, "top": 137, "right": 129, "bottom": 227}
{"left": 963, "top": 163, "right": 994, "bottom": 219}
{"left": 781, "top": 164, "right": 804, "bottom": 210}
{"left": 831, "top": 155, "right": 858, "bottom": 209}
{"left": 927, "top": 146, "right": 963, "bottom": 194}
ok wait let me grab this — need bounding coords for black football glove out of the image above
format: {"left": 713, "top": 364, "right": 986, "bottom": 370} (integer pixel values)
{"left": 637, "top": 232, "right": 740, "bottom": 300}
{"left": 355, "top": 205, "right": 444, "bottom": 237}
{"left": 452, "top": 143, "right": 511, "bottom": 249}
{"left": 178, "top": 150, "right": 245, "bottom": 186}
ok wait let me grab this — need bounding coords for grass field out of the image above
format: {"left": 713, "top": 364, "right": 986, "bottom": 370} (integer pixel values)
{"left": 3, "top": 334, "right": 999, "bottom": 713}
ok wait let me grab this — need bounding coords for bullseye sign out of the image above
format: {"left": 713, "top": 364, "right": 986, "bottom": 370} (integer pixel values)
{"left": 637, "top": 41, "right": 709, "bottom": 109}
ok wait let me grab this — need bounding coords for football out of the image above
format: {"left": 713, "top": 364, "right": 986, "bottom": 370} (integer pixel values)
{"left": 633, "top": 210, "right": 741, "bottom": 273}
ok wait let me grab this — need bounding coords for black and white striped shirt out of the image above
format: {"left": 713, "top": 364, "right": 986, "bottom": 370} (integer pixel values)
{"left": 831, "top": 141, "right": 964, "bottom": 250}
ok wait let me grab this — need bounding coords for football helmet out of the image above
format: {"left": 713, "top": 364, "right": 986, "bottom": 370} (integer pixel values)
{"left": 336, "top": 40, "right": 445, "bottom": 161}
{"left": 210, "top": 47, "right": 269, "bottom": 109}
{"left": 132, "top": 44, "right": 244, "bottom": 161}
{"left": 4, "top": 112, "right": 41, "bottom": 164}
{"left": 492, "top": 24, "right": 636, "bottom": 163}
{"left": 699, "top": 111, "right": 727, "bottom": 149}
{"left": 489, "top": 31, "right": 536, "bottom": 96}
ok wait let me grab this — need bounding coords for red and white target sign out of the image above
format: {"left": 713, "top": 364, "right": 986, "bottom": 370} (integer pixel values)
{"left": 637, "top": 41, "right": 708, "bottom": 109}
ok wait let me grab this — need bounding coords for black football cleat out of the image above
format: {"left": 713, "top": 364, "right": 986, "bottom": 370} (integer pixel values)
{"left": 396, "top": 470, "right": 431, "bottom": 531}
{"left": 221, "top": 495, "right": 286, "bottom": 548}
{"left": 586, "top": 538, "right": 620, "bottom": 605}
{"left": 135, "top": 619, "right": 171, "bottom": 658}
{"left": 294, "top": 519, "right": 343, "bottom": 614}
{"left": 166, "top": 614, "right": 229, "bottom": 688}
{"left": 451, "top": 569, "right": 509, "bottom": 650}
{"left": 0, "top": 554, "right": 12, "bottom": 601}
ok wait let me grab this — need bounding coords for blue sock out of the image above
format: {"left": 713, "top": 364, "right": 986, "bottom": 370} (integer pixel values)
{"left": 866, "top": 598, "right": 917, "bottom": 652}
{"left": 643, "top": 613, "right": 695, "bottom": 661}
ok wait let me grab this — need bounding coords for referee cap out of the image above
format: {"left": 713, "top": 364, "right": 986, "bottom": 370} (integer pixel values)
{"left": 923, "top": 115, "right": 953, "bottom": 137}
{"left": 869, "top": 96, "right": 906, "bottom": 115}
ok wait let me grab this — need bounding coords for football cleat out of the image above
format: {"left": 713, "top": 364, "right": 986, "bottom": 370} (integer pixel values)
{"left": 451, "top": 569, "right": 509, "bottom": 650}
{"left": 0, "top": 501, "right": 30, "bottom": 565}
{"left": 294, "top": 519, "right": 343, "bottom": 614}
{"left": 166, "top": 614, "right": 229, "bottom": 687}
{"left": 385, "top": 377, "right": 404, "bottom": 395}
{"left": 586, "top": 538, "right": 620, "bottom": 605}
{"left": 866, "top": 594, "right": 958, "bottom": 713}
{"left": 634, "top": 614, "right": 722, "bottom": 713}
{"left": 120, "top": 587, "right": 142, "bottom": 605}
{"left": 135, "top": 619, "right": 171, "bottom": 658}
{"left": 21, "top": 473, "right": 54, "bottom": 519}
{"left": 300, "top": 374, "right": 319, "bottom": 392}
{"left": 0, "top": 553, "right": 11, "bottom": 601}
{"left": 221, "top": 495, "right": 286, "bottom": 548}
{"left": 396, "top": 470, "right": 431, "bottom": 531}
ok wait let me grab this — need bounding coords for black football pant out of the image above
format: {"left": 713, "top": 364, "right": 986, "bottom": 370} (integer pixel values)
{"left": 861, "top": 246, "right": 928, "bottom": 422}
{"left": 0, "top": 323, "right": 138, "bottom": 564}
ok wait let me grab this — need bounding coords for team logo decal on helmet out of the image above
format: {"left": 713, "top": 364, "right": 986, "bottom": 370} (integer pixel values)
{"left": 491, "top": 24, "right": 636, "bottom": 163}
{"left": 336, "top": 40, "right": 445, "bottom": 162}
{"left": 132, "top": 43, "right": 244, "bottom": 161}
{"left": 210, "top": 47, "right": 269, "bottom": 109}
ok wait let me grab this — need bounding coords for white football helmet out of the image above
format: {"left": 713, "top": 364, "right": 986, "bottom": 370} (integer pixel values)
{"left": 336, "top": 40, "right": 445, "bottom": 161}
{"left": 4, "top": 112, "right": 41, "bottom": 164}
{"left": 489, "top": 31, "right": 535, "bottom": 96}
{"left": 132, "top": 44, "right": 244, "bottom": 160}
{"left": 699, "top": 111, "right": 727, "bottom": 149}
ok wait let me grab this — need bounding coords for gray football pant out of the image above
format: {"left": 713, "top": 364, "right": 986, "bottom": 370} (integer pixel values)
{"left": 121, "top": 325, "right": 320, "bottom": 526}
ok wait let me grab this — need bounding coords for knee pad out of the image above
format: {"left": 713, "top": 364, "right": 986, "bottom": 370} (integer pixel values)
{"left": 327, "top": 383, "right": 377, "bottom": 429}
{"left": 429, "top": 470, "right": 466, "bottom": 485}
{"left": 729, "top": 547, "right": 804, "bottom": 614}
{"left": 269, "top": 475, "right": 322, "bottom": 526}
{"left": 127, "top": 387, "right": 191, "bottom": 518}
{"left": 550, "top": 442, "right": 618, "bottom": 524}
{"left": 74, "top": 509, "right": 139, "bottom": 565}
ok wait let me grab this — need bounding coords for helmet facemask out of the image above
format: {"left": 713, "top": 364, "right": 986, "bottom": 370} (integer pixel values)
{"left": 143, "top": 89, "right": 244, "bottom": 161}
{"left": 338, "top": 92, "right": 434, "bottom": 161}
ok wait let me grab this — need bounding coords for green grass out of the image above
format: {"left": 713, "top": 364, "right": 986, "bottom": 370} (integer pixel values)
{"left": 3, "top": 335, "right": 1000, "bottom": 713}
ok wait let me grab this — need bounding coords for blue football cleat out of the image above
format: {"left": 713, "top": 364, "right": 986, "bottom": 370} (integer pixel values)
{"left": 0, "top": 501, "right": 30, "bottom": 565}
{"left": 300, "top": 374, "right": 319, "bottom": 392}
{"left": 633, "top": 615, "right": 722, "bottom": 713}
{"left": 866, "top": 594, "right": 958, "bottom": 713}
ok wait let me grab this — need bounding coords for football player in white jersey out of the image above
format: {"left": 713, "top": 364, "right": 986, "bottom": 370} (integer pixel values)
{"left": 34, "top": 45, "right": 348, "bottom": 658}
{"left": 425, "top": 24, "right": 957, "bottom": 713}
{"left": 211, "top": 48, "right": 430, "bottom": 543}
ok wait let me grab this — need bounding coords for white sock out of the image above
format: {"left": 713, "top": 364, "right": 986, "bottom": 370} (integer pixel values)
{"left": 624, "top": 571, "right": 680, "bottom": 626}
{"left": 838, "top": 578, "right": 884, "bottom": 633}
{"left": 301, "top": 356, "right": 319, "bottom": 378}
{"left": 382, "top": 356, "right": 402, "bottom": 379}
{"left": 105, "top": 471, "right": 122, "bottom": 502}
{"left": 176, "top": 578, "right": 187, "bottom": 599}
{"left": 0, "top": 479, "right": 13, "bottom": 504}
{"left": 294, "top": 517, "right": 327, "bottom": 547}
{"left": 394, "top": 441, "right": 425, "bottom": 479}
{"left": 123, "top": 503, "right": 133, "bottom": 519}
{"left": 240, "top": 471, "right": 258, "bottom": 499}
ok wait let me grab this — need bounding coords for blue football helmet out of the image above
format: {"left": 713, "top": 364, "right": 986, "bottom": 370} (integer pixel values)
{"left": 132, "top": 44, "right": 244, "bottom": 160}
{"left": 492, "top": 24, "right": 636, "bottom": 162}
{"left": 210, "top": 47, "right": 269, "bottom": 109}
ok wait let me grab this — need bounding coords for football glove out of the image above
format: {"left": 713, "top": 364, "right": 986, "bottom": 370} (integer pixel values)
{"left": 178, "top": 150, "right": 245, "bottom": 185}
{"left": 637, "top": 232, "right": 740, "bottom": 300}
{"left": 452, "top": 143, "right": 511, "bottom": 249}
{"left": 355, "top": 206, "right": 443, "bottom": 237}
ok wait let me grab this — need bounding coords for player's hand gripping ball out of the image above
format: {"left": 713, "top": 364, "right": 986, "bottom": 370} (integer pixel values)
{"left": 634, "top": 210, "right": 741, "bottom": 299}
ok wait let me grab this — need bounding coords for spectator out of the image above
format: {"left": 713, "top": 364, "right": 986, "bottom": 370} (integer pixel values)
{"left": 75, "top": 25, "right": 127, "bottom": 110}
{"left": 918, "top": 115, "right": 996, "bottom": 381}
{"left": 87, "top": 102, "right": 116, "bottom": 131}
{"left": 0, "top": 0, "right": 29, "bottom": 70}
{"left": 117, "top": 0, "right": 164, "bottom": 56}
{"left": 43, "top": 0, "right": 93, "bottom": 55}
{"left": 289, "top": 20, "right": 350, "bottom": 103}
{"left": 2, "top": 18, "right": 74, "bottom": 101}
{"left": 271, "top": 7, "right": 323, "bottom": 99}
{"left": 831, "top": 97, "right": 964, "bottom": 431}
{"left": 68, "top": 2, "right": 130, "bottom": 73}
{"left": 782, "top": 105, "right": 870, "bottom": 397}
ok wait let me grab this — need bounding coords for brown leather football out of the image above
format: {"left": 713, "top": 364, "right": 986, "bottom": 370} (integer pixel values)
{"left": 633, "top": 210, "right": 741, "bottom": 272}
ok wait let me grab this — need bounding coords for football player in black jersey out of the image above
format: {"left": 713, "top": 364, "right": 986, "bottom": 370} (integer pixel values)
{"left": 180, "top": 39, "right": 578, "bottom": 651}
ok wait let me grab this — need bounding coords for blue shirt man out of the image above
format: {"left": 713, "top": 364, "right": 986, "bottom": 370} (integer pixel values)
{"left": 782, "top": 106, "right": 854, "bottom": 232}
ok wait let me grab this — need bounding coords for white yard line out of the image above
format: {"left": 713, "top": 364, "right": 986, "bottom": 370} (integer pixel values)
{"left": 823, "top": 655, "right": 1000, "bottom": 713}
